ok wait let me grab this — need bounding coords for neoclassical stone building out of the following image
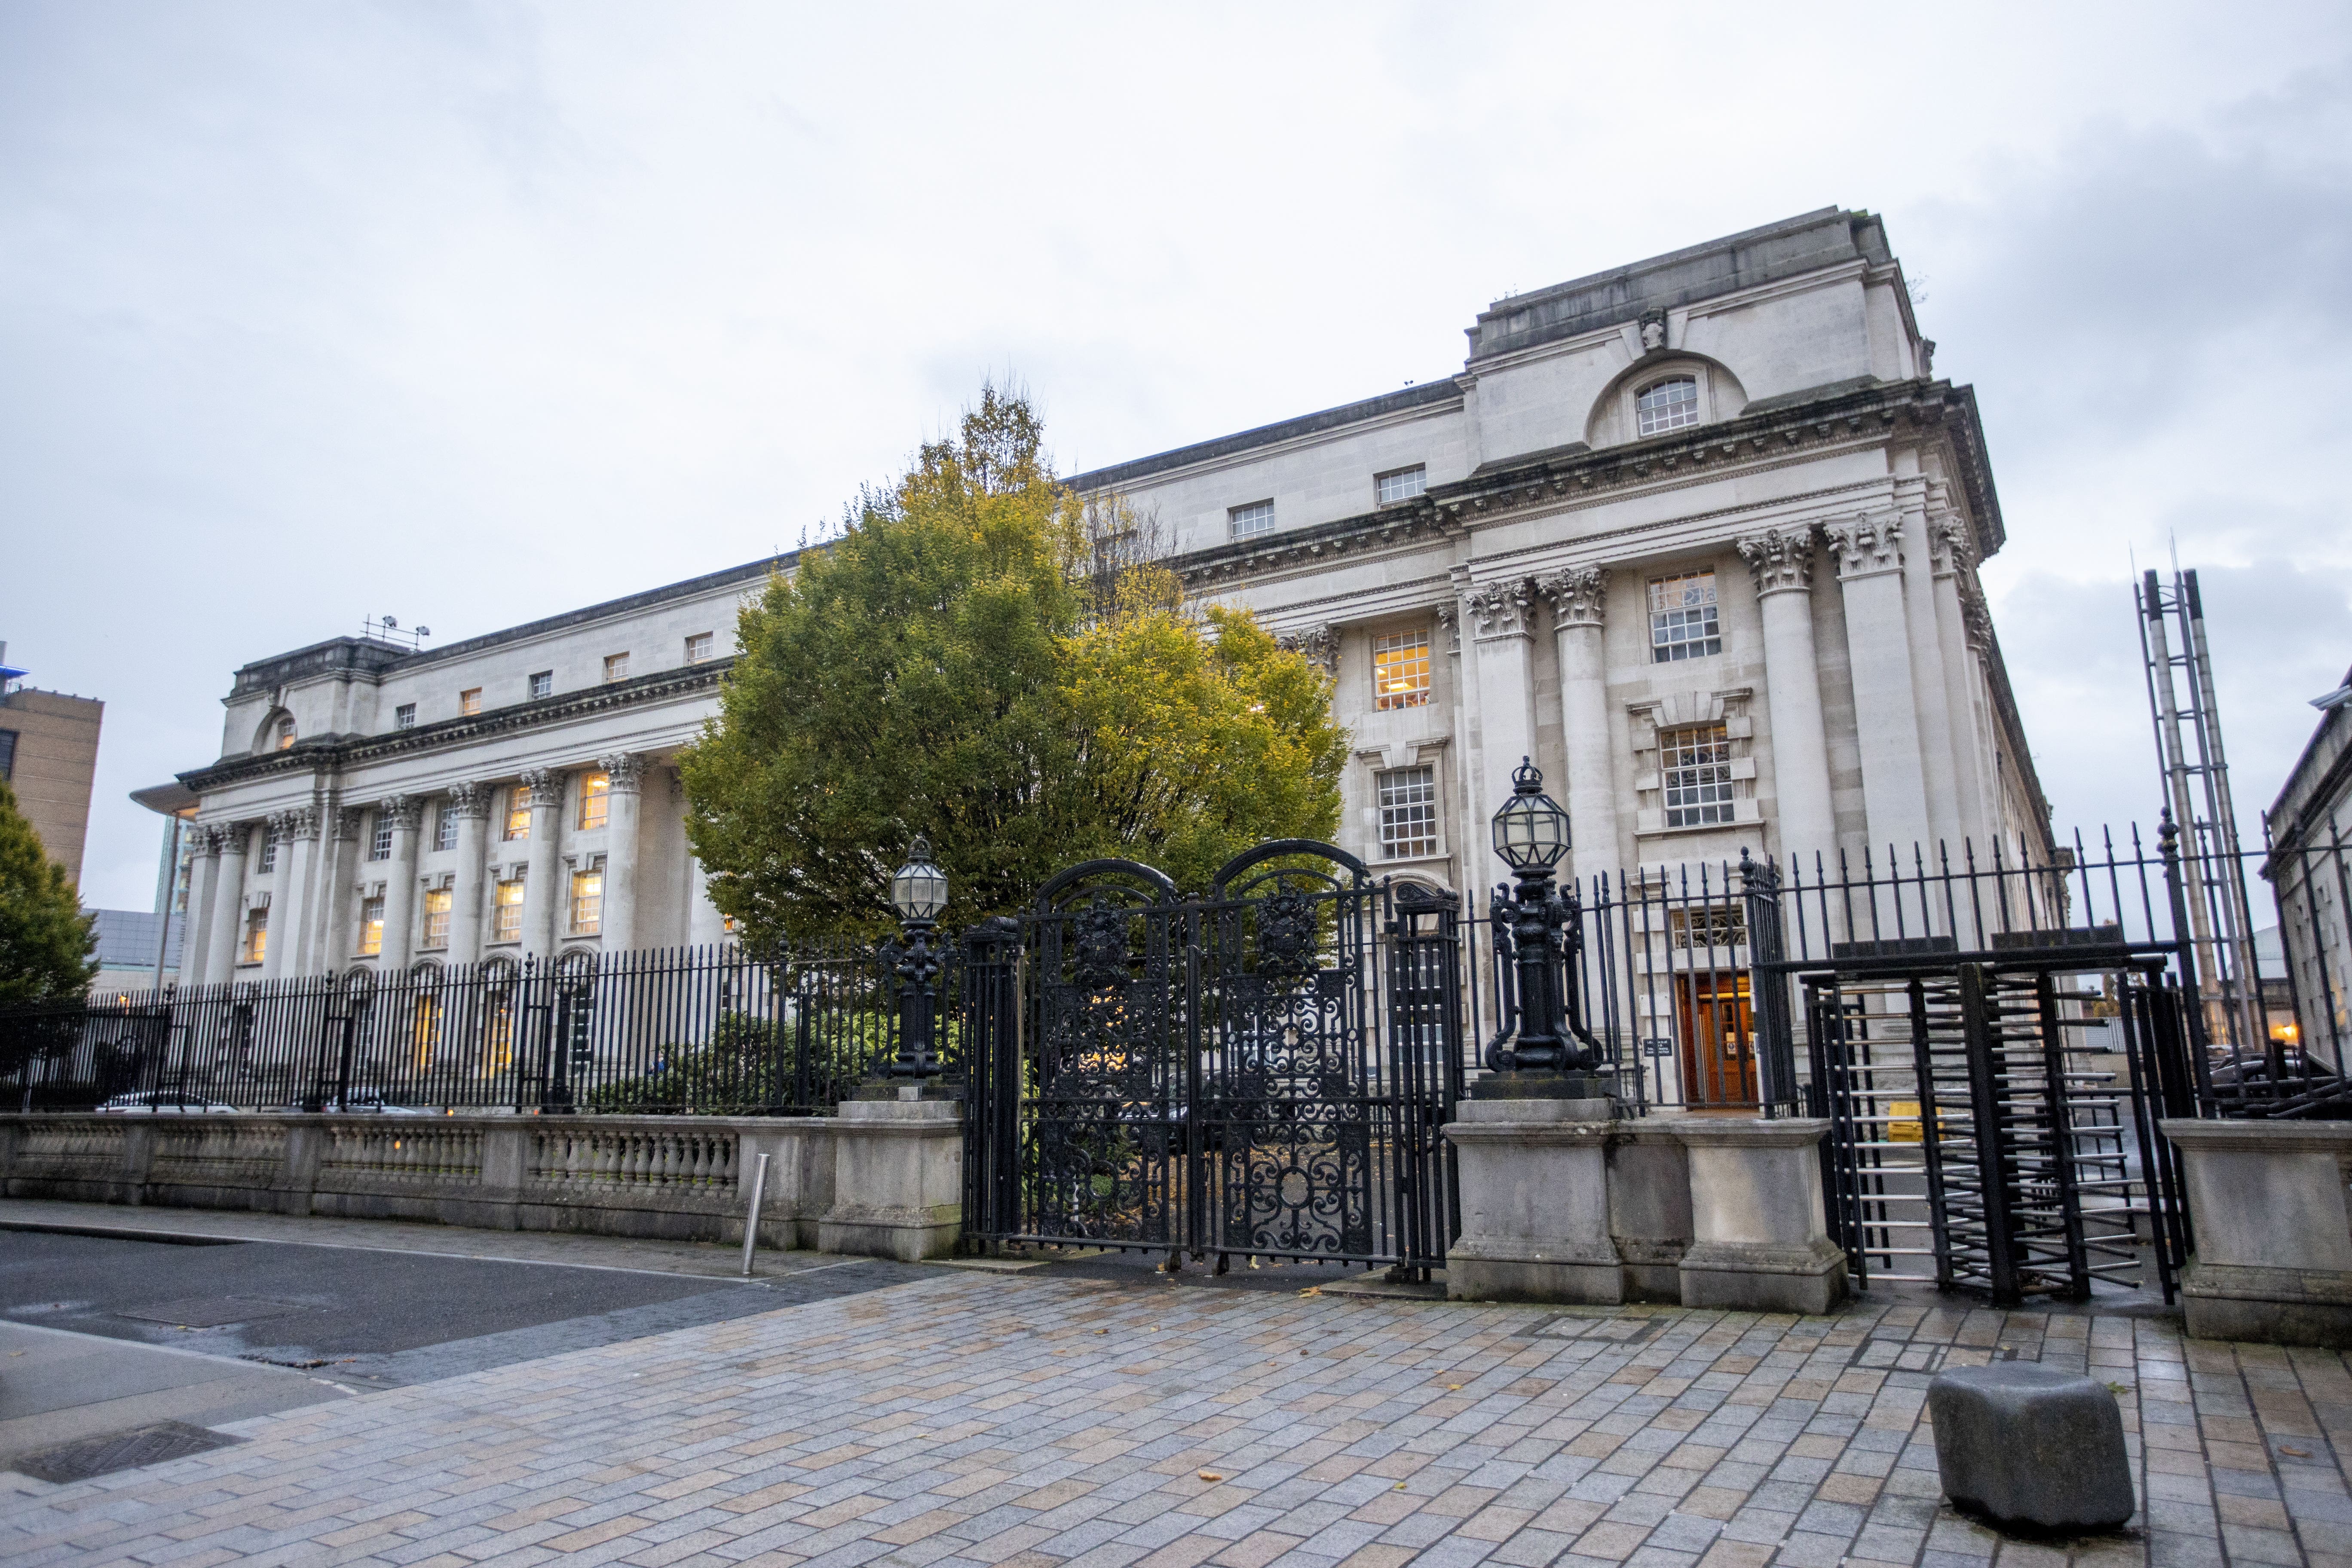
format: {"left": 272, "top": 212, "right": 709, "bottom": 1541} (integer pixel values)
{"left": 1068, "top": 206, "right": 2049, "bottom": 896}
{"left": 156, "top": 207, "right": 2049, "bottom": 985}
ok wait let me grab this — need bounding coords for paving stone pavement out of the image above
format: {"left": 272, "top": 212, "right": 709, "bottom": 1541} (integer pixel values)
{"left": 2, "top": 1268, "right": 2346, "bottom": 1568}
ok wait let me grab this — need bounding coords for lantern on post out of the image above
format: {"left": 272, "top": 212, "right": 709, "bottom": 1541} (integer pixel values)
{"left": 883, "top": 835, "right": 949, "bottom": 1080}
{"left": 1480, "top": 759, "right": 1606, "bottom": 1096}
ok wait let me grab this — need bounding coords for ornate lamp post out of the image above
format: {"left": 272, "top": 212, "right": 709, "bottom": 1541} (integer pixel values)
{"left": 882, "top": 835, "right": 950, "bottom": 1081}
{"left": 1481, "top": 758, "right": 1607, "bottom": 1098}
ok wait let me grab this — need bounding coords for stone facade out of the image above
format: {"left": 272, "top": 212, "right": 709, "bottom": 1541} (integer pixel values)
{"left": 2264, "top": 665, "right": 2352, "bottom": 1060}
{"left": 1069, "top": 206, "right": 2051, "bottom": 894}
{"left": 162, "top": 207, "right": 2051, "bottom": 981}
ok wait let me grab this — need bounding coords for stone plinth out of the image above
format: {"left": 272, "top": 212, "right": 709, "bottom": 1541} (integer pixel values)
{"left": 818, "top": 1093, "right": 965, "bottom": 1262}
{"left": 1673, "top": 1117, "right": 1846, "bottom": 1314}
{"left": 1929, "top": 1363, "right": 2135, "bottom": 1530}
{"left": 1443, "top": 1095, "right": 1624, "bottom": 1303}
{"left": 2162, "top": 1118, "right": 2352, "bottom": 1346}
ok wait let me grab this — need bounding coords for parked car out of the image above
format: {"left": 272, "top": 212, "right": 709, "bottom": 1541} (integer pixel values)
{"left": 276, "top": 1089, "right": 427, "bottom": 1116}
{"left": 96, "top": 1091, "right": 241, "bottom": 1114}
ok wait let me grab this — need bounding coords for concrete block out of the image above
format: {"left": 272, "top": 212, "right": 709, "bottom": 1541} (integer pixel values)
{"left": 1927, "top": 1363, "right": 2135, "bottom": 1531}
{"left": 1673, "top": 1116, "right": 1846, "bottom": 1314}
{"left": 2161, "top": 1119, "right": 2352, "bottom": 1346}
{"left": 1444, "top": 1095, "right": 1625, "bottom": 1303}
{"left": 819, "top": 1094, "right": 965, "bottom": 1262}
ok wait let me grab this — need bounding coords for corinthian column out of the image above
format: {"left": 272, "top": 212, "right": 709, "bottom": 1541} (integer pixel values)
{"left": 1824, "top": 515, "right": 1932, "bottom": 858}
{"left": 447, "top": 783, "right": 491, "bottom": 965}
{"left": 377, "top": 796, "right": 423, "bottom": 971}
{"left": 598, "top": 753, "right": 646, "bottom": 952}
{"left": 1928, "top": 505, "right": 1994, "bottom": 844}
{"left": 520, "top": 768, "right": 567, "bottom": 958}
{"left": 279, "top": 806, "right": 323, "bottom": 976}
{"left": 1466, "top": 578, "right": 1538, "bottom": 890}
{"left": 204, "top": 823, "right": 251, "bottom": 985}
{"left": 1537, "top": 566, "right": 1619, "bottom": 885}
{"left": 1736, "top": 528, "right": 1838, "bottom": 866}
{"left": 181, "top": 828, "right": 220, "bottom": 987}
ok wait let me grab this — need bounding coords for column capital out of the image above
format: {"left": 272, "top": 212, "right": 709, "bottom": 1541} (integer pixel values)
{"left": 1735, "top": 527, "right": 1819, "bottom": 597}
{"left": 287, "top": 804, "right": 322, "bottom": 841}
{"left": 1929, "top": 512, "right": 1975, "bottom": 578}
{"left": 518, "top": 767, "right": 568, "bottom": 808}
{"left": 377, "top": 794, "right": 423, "bottom": 832}
{"left": 1277, "top": 625, "right": 1339, "bottom": 674}
{"left": 1537, "top": 566, "right": 1609, "bottom": 629}
{"left": 1822, "top": 514, "right": 1905, "bottom": 580}
{"left": 447, "top": 781, "right": 493, "bottom": 818}
{"left": 333, "top": 805, "right": 365, "bottom": 842}
{"left": 596, "top": 753, "right": 648, "bottom": 794}
{"left": 1961, "top": 585, "right": 1994, "bottom": 653}
{"left": 210, "top": 821, "right": 252, "bottom": 857}
{"left": 1435, "top": 600, "right": 1461, "bottom": 655}
{"left": 1466, "top": 578, "right": 1534, "bottom": 640}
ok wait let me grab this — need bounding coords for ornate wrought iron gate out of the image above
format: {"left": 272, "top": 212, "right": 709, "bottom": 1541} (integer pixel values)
{"left": 960, "top": 841, "right": 1468, "bottom": 1276}
{"left": 1791, "top": 947, "right": 2196, "bottom": 1307}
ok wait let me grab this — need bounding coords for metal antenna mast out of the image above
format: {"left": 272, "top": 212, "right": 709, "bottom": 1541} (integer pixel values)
{"left": 2137, "top": 569, "right": 2268, "bottom": 1066}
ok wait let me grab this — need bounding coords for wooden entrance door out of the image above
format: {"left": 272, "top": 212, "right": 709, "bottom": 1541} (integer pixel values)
{"left": 1677, "top": 974, "right": 1757, "bottom": 1106}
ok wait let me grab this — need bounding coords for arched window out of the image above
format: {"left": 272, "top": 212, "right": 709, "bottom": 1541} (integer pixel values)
{"left": 1636, "top": 376, "right": 1700, "bottom": 437}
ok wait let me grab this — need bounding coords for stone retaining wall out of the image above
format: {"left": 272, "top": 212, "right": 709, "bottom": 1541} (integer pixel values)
{"left": 0, "top": 1113, "right": 839, "bottom": 1248}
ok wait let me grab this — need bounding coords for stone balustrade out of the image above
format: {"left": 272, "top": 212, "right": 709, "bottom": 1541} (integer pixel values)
{"left": 0, "top": 1113, "right": 837, "bottom": 1249}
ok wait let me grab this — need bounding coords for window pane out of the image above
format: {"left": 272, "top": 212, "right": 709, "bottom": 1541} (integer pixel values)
{"left": 1372, "top": 627, "right": 1432, "bottom": 710}
{"left": 359, "top": 897, "right": 384, "bottom": 956}
{"left": 1230, "top": 500, "right": 1275, "bottom": 539}
{"left": 493, "top": 880, "right": 524, "bottom": 942}
{"left": 504, "top": 788, "right": 531, "bottom": 840}
{"left": 603, "top": 652, "right": 630, "bottom": 683}
{"left": 422, "top": 888, "right": 452, "bottom": 947}
{"left": 459, "top": 688, "right": 482, "bottom": 716}
{"left": 686, "top": 633, "right": 714, "bottom": 662}
{"left": 1648, "top": 570, "right": 1721, "bottom": 662}
{"left": 395, "top": 704, "right": 416, "bottom": 730}
{"left": 1636, "top": 376, "right": 1700, "bottom": 437}
{"left": 371, "top": 818, "right": 392, "bottom": 861}
{"left": 530, "top": 671, "right": 553, "bottom": 699}
{"left": 245, "top": 909, "right": 267, "bottom": 964}
{"left": 1377, "top": 766, "right": 1439, "bottom": 859}
{"left": 435, "top": 805, "right": 458, "bottom": 851}
{"left": 578, "top": 772, "right": 609, "bottom": 831}
{"left": 1660, "top": 722, "right": 1735, "bottom": 828}
{"left": 571, "top": 869, "right": 603, "bottom": 934}
{"left": 1377, "top": 466, "right": 1426, "bottom": 505}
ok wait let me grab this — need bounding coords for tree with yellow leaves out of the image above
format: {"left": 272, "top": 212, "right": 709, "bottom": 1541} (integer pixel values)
{"left": 680, "top": 387, "right": 1345, "bottom": 943}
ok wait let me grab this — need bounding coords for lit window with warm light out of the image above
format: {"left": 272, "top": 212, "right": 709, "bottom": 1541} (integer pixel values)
{"left": 603, "top": 652, "right": 630, "bottom": 683}
{"left": 1372, "top": 627, "right": 1431, "bottom": 710}
{"left": 493, "top": 879, "right": 524, "bottom": 943}
{"left": 459, "top": 688, "right": 483, "bottom": 716}
{"left": 685, "top": 632, "right": 714, "bottom": 662}
{"left": 358, "top": 896, "right": 385, "bottom": 956}
{"left": 244, "top": 908, "right": 268, "bottom": 965}
{"left": 503, "top": 786, "right": 531, "bottom": 841}
{"left": 577, "top": 771, "right": 609, "bottom": 831}
{"left": 571, "top": 869, "right": 603, "bottom": 934}
{"left": 421, "top": 888, "right": 452, "bottom": 948}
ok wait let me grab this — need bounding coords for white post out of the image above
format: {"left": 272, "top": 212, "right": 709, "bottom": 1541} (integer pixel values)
{"left": 740, "top": 1151, "right": 772, "bottom": 1275}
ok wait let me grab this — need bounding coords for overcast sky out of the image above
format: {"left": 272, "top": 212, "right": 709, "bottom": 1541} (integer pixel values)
{"left": 5, "top": 1, "right": 2349, "bottom": 910}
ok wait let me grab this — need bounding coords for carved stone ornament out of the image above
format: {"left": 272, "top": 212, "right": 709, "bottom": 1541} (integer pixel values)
{"left": 1434, "top": 600, "right": 1461, "bottom": 655}
{"left": 1639, "top": 306, "right": 1668, "bottom": 354}
{"left": 285, "top": 804, "right": 322, "bottom": 841}
{"left": 1466, "top": 578, "right": 1534, "bottom": 639}
{"left": 215, "top": 822, "right": 252, "bottom": 858}
{"left": 598, "top": 752, "right": 648, "bottom": 793}
{"left": 376, "top": 795, "right": 423, "bottom": 832}
{"left": 1962, "top": 587, "right": 1994, "bottom": 653}
{"left": 447, "top": 781, "right": 491, "bottom": 819}
{"left": 1735, "top": 527, "right": 1818, "bottom": 597}
{"left": 333, "top": 805, "right": 365, "bottom": 841}
{"left": 1929, "top": 513, "right": 1975, "bottom": 577}
{"left": 517, "top": 766, "right": 563, "bottom": 808}
{"left": 1277, "top": 625, "right": 1340, "bottom": 674}
{"left": 196, "top": 822, "right": 230, "bottom": 856}
{"left": 1823, "top": 514, "right": 1905, "bottom": 580}
{"left": 1537, "top": 565, "right": 1609, "bottom": 629}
